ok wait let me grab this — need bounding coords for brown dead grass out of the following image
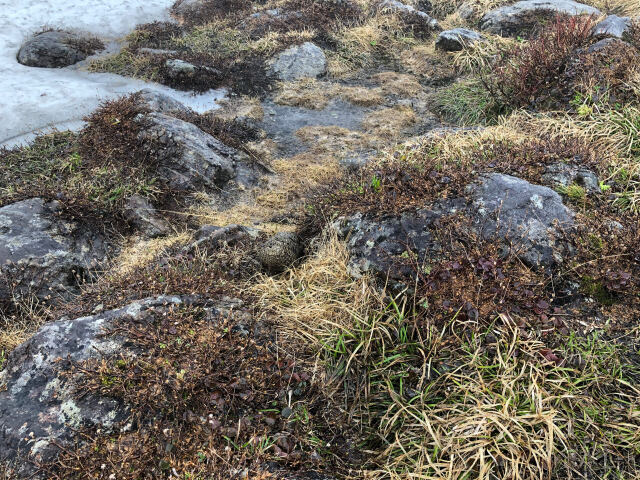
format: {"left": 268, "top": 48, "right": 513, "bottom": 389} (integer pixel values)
{"left": 273, "top": 79, "right": 385, "bottom": 110}
{"left": 400, "top": 44, "right": 457, "bottom": 80}
{"left": 362, "top": 105, "right": 418, "bottom": 137}
{"left": 372, "top": 71, "right": 424, "bottom": 96}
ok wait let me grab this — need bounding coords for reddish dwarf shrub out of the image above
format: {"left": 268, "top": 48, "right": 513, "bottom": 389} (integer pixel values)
{"left": 488, "top": 15, "right": 596, "bottom": 108}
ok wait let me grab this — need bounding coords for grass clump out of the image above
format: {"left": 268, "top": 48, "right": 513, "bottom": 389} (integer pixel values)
{"left": 255, "top": 233, "right": 640, "bottom": 479}
{"left": 436, "top": 78, "right": 504, "bottom": 125}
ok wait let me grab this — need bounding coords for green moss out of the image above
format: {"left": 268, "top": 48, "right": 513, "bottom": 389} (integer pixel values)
{"left": 581, "top": 276, "right": 616, "bottom": 305}
{"left": 558, "top": 183, "right": 587, "bottom": 203}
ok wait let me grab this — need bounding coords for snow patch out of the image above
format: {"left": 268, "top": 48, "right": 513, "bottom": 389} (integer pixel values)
{"left": 1, "top": 0, "right": 227, "bottom": 147}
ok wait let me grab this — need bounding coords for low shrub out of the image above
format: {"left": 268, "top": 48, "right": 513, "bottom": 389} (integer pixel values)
{"left": 487, "top": 15, "right": 596, "bottom": 109}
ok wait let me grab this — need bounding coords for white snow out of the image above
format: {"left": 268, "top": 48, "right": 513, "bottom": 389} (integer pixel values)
{"left": 0, "top": 0, "right": 226, "bottom": 147}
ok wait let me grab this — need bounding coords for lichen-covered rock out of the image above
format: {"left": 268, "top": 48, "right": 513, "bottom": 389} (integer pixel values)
{"left": 187, "top": 224, "right": 260, "bottom": 253}
{"left": 0, "top": 198, "right": 107, "bottom": 303}
{"left": 124, "top": 195, "right": 170, "bottom": 238}
{"left": 467, "top": 173, "right": 575, "bottom": 268}
{"left": 163, "top": 58, "right": 219, "bottom": 82}
{"left": 333, "top": 200, "right": 464, "bottom": 279}
{"left": 378, "top": 0, "right": 440, "bottom": 31}
{"left": 592, "top": 14, "right": 631, "bottom": 39}
{"left": 17, "top": 31, "right": 102, "bottom": 68}
{"left": 137, "top": 112, "right": 262, "bottom": 191}
{"left": 335, "top": 174, "right": 575, "bottom": 281}
{"left": 480, "top": 0, "right": 600, "bottom": 36}
{"left": 0, "top": 296, "right": 185, "bottom": 474}
{"left": 268, "top": 42, "right": 327, "bottom": 82}
{"left": 256, "top": 232, "right": 303, "bottom": 272}
{"left": 436, "top": 28, "right": 485, "bottom": 51}
{"left": 541, "top": 163, "right": 600, "bottom": 195}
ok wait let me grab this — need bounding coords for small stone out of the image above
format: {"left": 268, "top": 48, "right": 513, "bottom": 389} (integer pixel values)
{"left": 281, "top": 407, "right": 294, "bottom": 418}
{"left": 256, "top": 232, "right": 303, "bottom": 272}
{"left": 124, "top": 195, "right": 170, "bottom": 238}
{"left": 378, "top": 0, "right": 440, "bottom": 31}
{"left": 592, "top": 14, "right": 631, "bottom": 39}
{"left": 436, "top": 28, "right": 485, "bottom": 51}
{"left": 137, "top": 89, "right": 187, "bottom": 114}
{"left": 165, "top": 59, "right": 197, "bottom": 78}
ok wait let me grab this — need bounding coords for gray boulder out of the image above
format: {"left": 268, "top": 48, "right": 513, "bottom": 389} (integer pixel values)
{"left": 0, "top": 296, "right": 185, "bottom": 473}
{"left": 467, "top": 173, "right": 575, "bottom": 268}
{"left": 378, "top": 0, "right": 440, "bottom": 31}
{"left": 256, "top": 232, "right": 303, "bottom": 272}
{"left": 124, "top": 195, "right": 170, "bottom": 238}
{"left": 592, "top": 14, "right": 631, "bottom": 39}
{"left": 480, "top": 0, "right": 600, "bottom": 36}
{"left": 436, "top": 28, "right": 485, "bottom": 51}
{"left": 457, "top": 2, "right": 478, "bottom": 20}
{"left": 335, "top": 174, "right": 575, "bottom": 280}
{"left": 334, "top": 200, "right": 464, "bottom": 279}
{"left": 137, "top": 89, "right": 187, "bottom": 115}
{"left": 0, "top": 198, "right": 107, "bottom": 303}
{"left": 136, "top": 112, "right": 262, "bottom": 191}
{"left": 268, "top": 42, "right": 327, "bottom": 82}
{"left": 541, "top": 163, "right": 600, "bottom": 195}
{"left": 17, "top": 31, "right": 102, "bottom": 68}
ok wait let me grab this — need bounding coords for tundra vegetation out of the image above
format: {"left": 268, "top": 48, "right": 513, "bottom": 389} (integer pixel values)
{"left": 1, "top": 0, "right": 640, "bottom": 479}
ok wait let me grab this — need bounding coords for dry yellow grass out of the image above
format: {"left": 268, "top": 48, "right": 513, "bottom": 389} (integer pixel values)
{"left": 328, "top": 14, "right": 419, "bottom": 76}
{"left": 253, "top": 233, "right": 640, "bottom": 480}
{"left": 111, "top": 232, "right": 192, "bottom": 276}
{"left": 400, "top": 44, "right": 457, "bottom": 79}
{"left": 0, "top": 296, "right": 49, "bottom": 354}
{"left": 362, "top": 105, "right": 418, "bottom": 137}
{"left": 273, "top": 79, "right": 385, "bottom": 110}
{"left": 214, "top": 96, "right": 265, "bottom": 122}
{"left": 372, "top": 71, "right": 424, "bottom": 96}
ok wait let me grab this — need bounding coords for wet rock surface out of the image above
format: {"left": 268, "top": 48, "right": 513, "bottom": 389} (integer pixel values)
{"left": 0, "top": 198, "right": 107, "bottom": 303}
{"left": 17, "top": 30, "right": 102, "bottom": 68}
{"left": 0, "top": 296, "right": 186, "bottom": 473}
{"left": 260, "top": 99, "right": 368, "bottom": 155}
{"left": 480, "top": 0, "right": 600, "bottom": 36}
